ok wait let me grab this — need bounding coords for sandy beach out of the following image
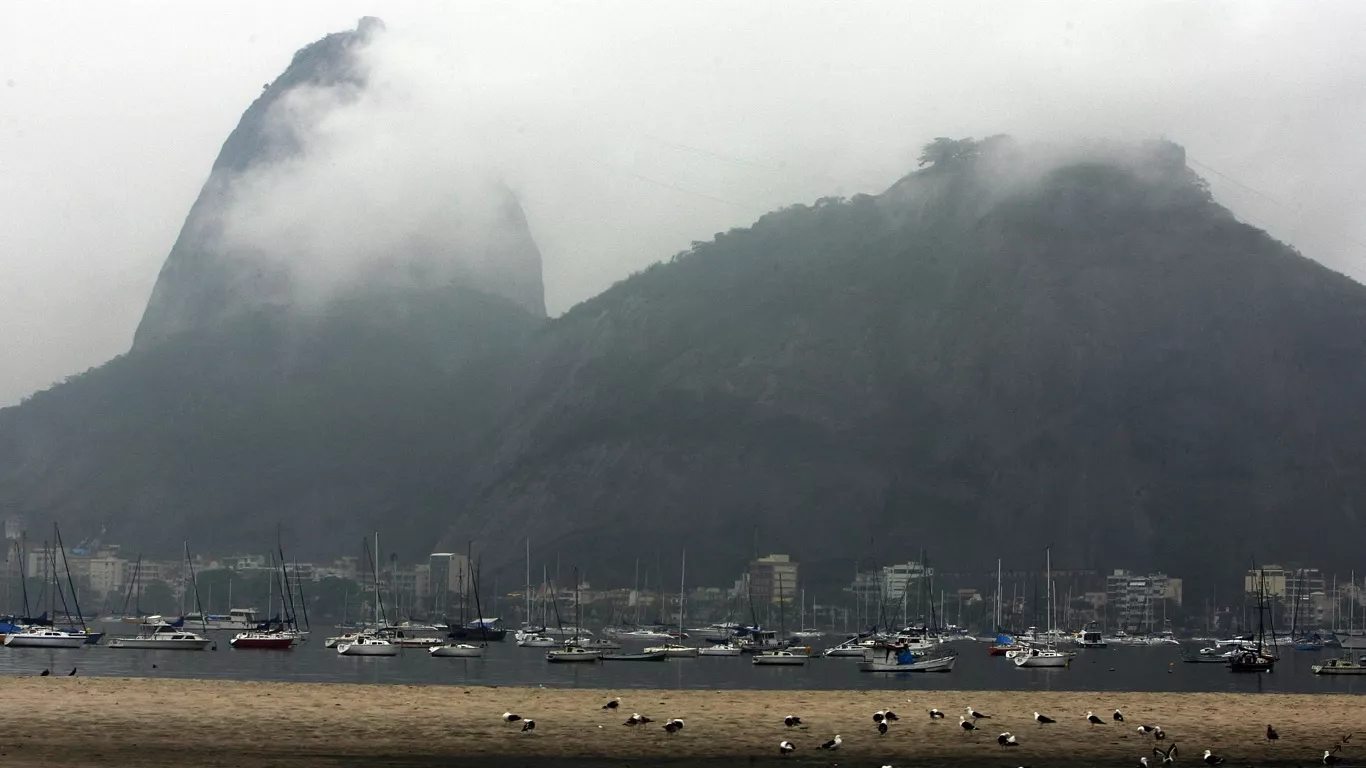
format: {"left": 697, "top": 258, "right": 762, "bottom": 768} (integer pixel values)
{"left": 0, "top": 678, "right": 1359, "bottom": 767}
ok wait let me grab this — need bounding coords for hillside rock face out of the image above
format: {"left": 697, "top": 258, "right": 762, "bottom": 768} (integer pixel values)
{"left": 435, "top": 138, "right": 1366, "bottom": 589}
{"left": 3, "top": 123, "right": 1365, "bottom": 593}
{"left": 133, "top": 17, "right": 546, "bottom": 350}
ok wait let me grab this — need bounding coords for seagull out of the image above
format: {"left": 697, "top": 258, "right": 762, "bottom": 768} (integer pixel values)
{"left": 884, "top": 710, "right": 899, "bottom": 722}
{"left": 779, "top": 740, "right": 795, "bottom": 755}
{"left": 960, "top": 717, "right": 978, "bottom": 732}
{"left": 785, "top": 715, "right": 802, "bottom": 727}
{"left": 878, "top": 721, "right": 889, "bottom": 735}
{"left": 968, "top": 706, "right": 992, "bottom": 720}
{"left": 1266, "top": 725, "right": 1279, "bottom": 742}
{"left": 1155, "top": 727, "right": 1167, "bottom": 741}
{"left": 929, "top": 708, "right": 946, "bottom": 719}
{"left": 1087, "top": 711, "right": 1105, "bottom": 726}
{"left": 998, "top": 732, "right": 1019, "bottom": 747}
{"left": 1138, "top": 725, "right": 1157, "bottom": 736}
{"left": 1141, "top": 759, "right": 1151, "bottom": 768}
{"left": 67, "top": 668, "right": 77, "bottom": 677}
{"left": 874, "top": 710, "right": 887, "bottom": 723}
{"left": 625, "top": 713, "right": 649, "bottom": 726}
{"left": 39, "top": 669, "right": 50, "bottom": 677}
{"left": 502, "top": 712, "right": 522, "bottom": 724}
{"left": 818, "top": 735, "right": 842, "bottom": 750}
{"left": 664, "top": 719, "right": 684, "bottom": 734}
{"left": 521, "top": 719, "right": 536, "bottom": 732}
{"left": 1114, "top": 710, "right": 1125, "bottom": 722}
{"left": 1323, "top": 747, "right": 1343, "bottom": 765}
{"left": 1035, "top": 712, "right": 1056, "bottom": 725}
{"left": 1154, "top": 744, "right": 1178, "bottom": 765}
{"left": 1202, "top": 749, "right": 1224, "bottom": 765}
{"left": 603, "top": 697, "right": 621, "bottom": 710}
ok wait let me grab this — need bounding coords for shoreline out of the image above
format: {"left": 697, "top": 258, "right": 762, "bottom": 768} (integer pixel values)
{"left": 0, "top": 678, "right": 1358, "bottom": 766}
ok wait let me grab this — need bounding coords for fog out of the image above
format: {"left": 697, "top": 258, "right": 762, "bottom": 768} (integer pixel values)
{"left": 3, "top": 1, "right": 1365, "bottom": 405}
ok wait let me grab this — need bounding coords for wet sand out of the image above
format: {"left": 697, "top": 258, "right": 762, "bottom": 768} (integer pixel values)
{"left": 0, "top": 678, "right": 1360, "bottom": 767}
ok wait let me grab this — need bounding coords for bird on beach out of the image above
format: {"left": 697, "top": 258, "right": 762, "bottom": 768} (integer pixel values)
{"left": 1266, "top": 725, "right": 1279, "bottom": 742}
{"left": 960, "top": 717, "right": 978, "bottom": 733}
{"left": 664, "top": 719, "right": 684, "bottom": 734}
{"left": 884, "top": 710, "right": 899, "bottom": 722}
{"left": 39, "top": 669, "right": 50, "bottom": 677}
{"left": 779, "top": 740, "right": 795, "bottom": 756}
{"left": 1035, "top": 712, "right": 1056, "bottom": 725}
{"left": 624, "top": 713, "right": 651, "bottom": 726}
{"left": 878, "top": 721, "right": 888, "bottom": 735}
{"left": 1154, "top": 743, "right": 1178, "bottom": 766}
{"left": 603, "top": 697, "right": 621, "bottom": 710}
{"left": 784, "top": 715, "right": 802, "bottom": 728}
{"left": 502, "top": 712, "right": 522, "bottom": 724}
{"left": 1202, "top": 749, "right": 1224, "bottom": 765}
{"left": 521, "top": 719, "right": 535, "bottom": 732}
{"left": 874, "top": 710, "right": 886, "bottom": 723}
{"left": 818, "top": 735, "right": 842, "bottom": 750}
{"left": 1154, "top": 727, "right": 1167, "bottom": 741}
{"left": 1323, "top": 747, "right": 1343, "bottom": 765}
{"left": 1141, "top": 758, "right": 1151, "bottom": 768}
{"left": 929, "top": 708, "right": 946, "bottom": 719}
{"left": 1138, "top": 725, "right": 1157, "bottom": 736}
{"left": 998, "top": 732, "right": 1019, "bottom": 747}
{"left": 1114, "top": 710, "right": 1125, "bottom": 722}
{"left": 967, "top": 706, "right": 992, "bottom": 720}
{"left": 67, "top": 668, "right": 77, "bottom": 676}
{"left": 1086, "top": 711, "right": 1105, "bottom": 726}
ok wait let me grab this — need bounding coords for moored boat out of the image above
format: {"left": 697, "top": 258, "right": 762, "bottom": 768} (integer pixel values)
{"left": 1311, "top": 657, "right": 1366, "bottom": 675}
{"left": 698, "top": 643, "right": 743, "bottom": 656}
{"left": 517, "top": 633, "right": 559, "bottom": 648}
{"left": 644, "top": 643, "right": 699, "bottom": 658}
{"left": 108, "top": 623, "right": 213, "bottom": 651}
{"left": 429, "top": 642, "right": 485, "bottom": 657}
{"left": 230, "top": 631, "right": 295, "bottom": 650}
{"left": 546, "top": 646, "right": 601, "bottom": 663}
{"left": 337, "top": 636, "right": 400, "bottom": 656}
{"left": 601, "top": 649, "right": 669, "bottom": 661}
{"left": 3, "top": 628, "right": 87, "bottom": 649}
{"left": 752, "top": 650, "right": 807, "bottom": 666}
{"left": 858, "top": 647, "right": 957, "bottom": 673}
{"left": 1013, "top": 647, "right": 1071, "bottom": 668}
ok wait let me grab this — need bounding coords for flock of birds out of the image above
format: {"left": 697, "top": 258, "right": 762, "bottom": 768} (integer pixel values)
{"left": 494, "top": 698, "right": 1355, "bottom": 767}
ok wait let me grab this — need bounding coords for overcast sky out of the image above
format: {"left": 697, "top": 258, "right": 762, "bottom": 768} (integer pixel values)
{"left": 2, "top": 1, "right": 1365, "bottom": 406}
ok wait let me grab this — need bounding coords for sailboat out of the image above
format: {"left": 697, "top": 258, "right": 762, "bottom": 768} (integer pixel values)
{"left": 1228, "top": 564, "right": 1277, "bottom": 672}
{"left": 646, "top": 550, "right": 699, "bottom": 657}
{"left": 431, "top": 553, "right": 487, "bottom": 658}
{"left": 108, "top": 543, "right": 214, "bottom": 650}
{"left": 7, "top": 532, "right": 93, "bottom": 648}
{"left": 1014, "top": 548, "right": 1071, "bottom": 668}
{"left": 338, "top": 533, "right": 400, "bottom": 657}
{"left": 546, "top": 569, "right": 601, "bottom": 662}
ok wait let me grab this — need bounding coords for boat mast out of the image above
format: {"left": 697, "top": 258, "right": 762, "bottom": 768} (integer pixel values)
{"left": 524, "top": 537, "right": 531, "bottom": 628}
{"left": 678, "top": 549, "right": 686, "bottom": 637}
{"left": 1045, "top": 546, "right": 1053, "bottom": 649}
{"left": 995, "top": 558, "right": 1002, "bottom": 633}
{"left": 373, "top": 532, "right": 381, "bottom": 626}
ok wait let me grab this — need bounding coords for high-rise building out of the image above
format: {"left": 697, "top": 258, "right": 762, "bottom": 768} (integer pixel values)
{"left": 1105, "top": 570, "right": 1182, "bottom": 632}
{"left": 747, "top": 554, "right": 798, "bottom": 604}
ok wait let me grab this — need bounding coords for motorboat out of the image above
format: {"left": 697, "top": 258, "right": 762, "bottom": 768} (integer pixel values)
{"left": 517, "top": 633, "right": 559, "bottom": 648}
{"left": 430, "top": 643, "right": 485, "bottom": 658}
{"left": 566, "top": 637, "right": 622, "bottom": 651}
{"left": 108, "top": 623, "right": 213, "bottom": 650}
{"left": 858, "top": 646, "right": 957, "bottom": 673}
{"left": 325, "top": 631, "right": 367, "bottom": 649}
{"left": 1078, "top": 625, "right": 1107, "bottom": 648}
{"left": 1311, "top": 657, "right": 1366, "bottom": 675}
{"left": 230, "top": 631, "right": 295, "bottom": 650}
{"left": 546, "top": 646, "right": 601, "bottom": 663}
{"left": 698, "top": 643, "right": 743, "bottom": 656}
{"left": 738, "top": 629, "right": 785, "bottom": 653}
{"left": 823, "top": 637, "right": 874, "bottom": 657}
{"left": 601, "top": 649, "right": 669, "bottom": 661}
{"left": 3, "top": 628, "right": 88, "bottom": 649}
{"left": 644, "top": 643, "right": 699, "bottom": 658}
{"left": 612, "top": 628, "right": 677, "bottom": 643}
{"left": 1012, "top": 647, "right": 1071, "bottom": 668}
{"left": 182, "top": 608, "right": 261, "bottom": 630}
{"left": 752, "top": 650, "right": 807, "bottom": 666}
{"left": 337, "top": 636, "right": 400, "bottom": 656}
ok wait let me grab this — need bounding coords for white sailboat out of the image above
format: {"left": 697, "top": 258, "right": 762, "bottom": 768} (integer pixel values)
{"left": 338, "top": 533, "right": 399, "bottom": 657}
{"left": 1014, "top": 548, "right": 1071, "bottom": 668}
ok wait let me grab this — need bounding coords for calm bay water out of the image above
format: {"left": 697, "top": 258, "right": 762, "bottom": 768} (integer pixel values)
{"left": 2, "top": 626, "right": 1361, "bottom": 694}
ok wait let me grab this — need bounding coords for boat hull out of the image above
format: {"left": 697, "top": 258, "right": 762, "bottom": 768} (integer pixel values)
{"left": 230, "top": 635, "right": 295, "bottom": 650}
{"left": 3, "top": 634, "right": 87, "bottom": 649}
{"left": 546, "top": 650, "right": 602, "bottom": 663}
{"left": 430, "top": 644, "right": 485, "bottom": 657}
{"left": 108, "top": 638, "right": 212, "bottom": 650}
{"left": 858, "top": 655, "right": 957, "bottom": 673}
{"left": 602, "top": 650, "right": 669, "bottom": 661}
{"left": 337, "top": 642, "right": 400, "bottom": 656}
{"left": 698, "top": 646, "right": 743, "bottom": 656}
{"left": 1013, "top": 652, "right": 1070, "bottom": 668}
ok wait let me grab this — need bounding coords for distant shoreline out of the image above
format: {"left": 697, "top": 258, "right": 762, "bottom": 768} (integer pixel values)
{"left": 0, "top": 679, "right": 1358, "bottom": 767}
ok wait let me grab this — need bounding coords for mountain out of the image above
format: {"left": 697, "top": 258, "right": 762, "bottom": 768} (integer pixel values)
{"left": 5, "top": 26, "right": 1366, "bottom": 592}
{"left": 133, "top": 17, "right": 546, "bottom": 351}
{"left": 434, "top": 137, "right": 1366, "bottom": 589}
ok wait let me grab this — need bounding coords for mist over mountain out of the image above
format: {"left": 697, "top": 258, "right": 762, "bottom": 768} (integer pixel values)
{"left": 134, "top": 17, "right": 546, "bottom": 350}
{"left": 3, "top": 19, "right": 1366, "bottom": 595}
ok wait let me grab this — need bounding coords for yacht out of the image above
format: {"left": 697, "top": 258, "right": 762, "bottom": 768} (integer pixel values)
{"left": 429, "top": 642, "right": 485, "bottom": 658}
{"left": 229, "top": 631, "right": 295, "bottom": 650}
{"left": 108, "top": 623, "right": 213, "bottom": 650}
{"left": 1311, "top": 656, "right": 1366, "bottom": 675}
{"left": 337, "top": 635, "right": 400, "bottom": 656}
{"left": 823, "top": 637, "right": 875, "bottom": 657}
{"left": 751, "top": 650, "right": 807, "bottom": 666}
{"left": 3, "top": 628, "right": 88, "bottom": 649}
{"left": 697, "top": 643, "right": 743, "bottom": 656}
{"left": 644, "top": 643, "right": 699, "bottom": 658}
{"left": 516, "top": 633, "right": 559, "bottom": 648}
{"left": 546, "top": 645, "right": 602, "bottom": 663}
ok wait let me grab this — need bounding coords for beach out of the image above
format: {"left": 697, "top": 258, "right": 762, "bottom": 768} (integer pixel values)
{"left": 0, "top": 678, "right": 1359, "bottom": 766}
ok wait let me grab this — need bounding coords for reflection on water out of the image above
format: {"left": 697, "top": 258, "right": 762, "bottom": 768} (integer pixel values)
{"left": 0, "top": 630, "right": 1361, "bottom": 693}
